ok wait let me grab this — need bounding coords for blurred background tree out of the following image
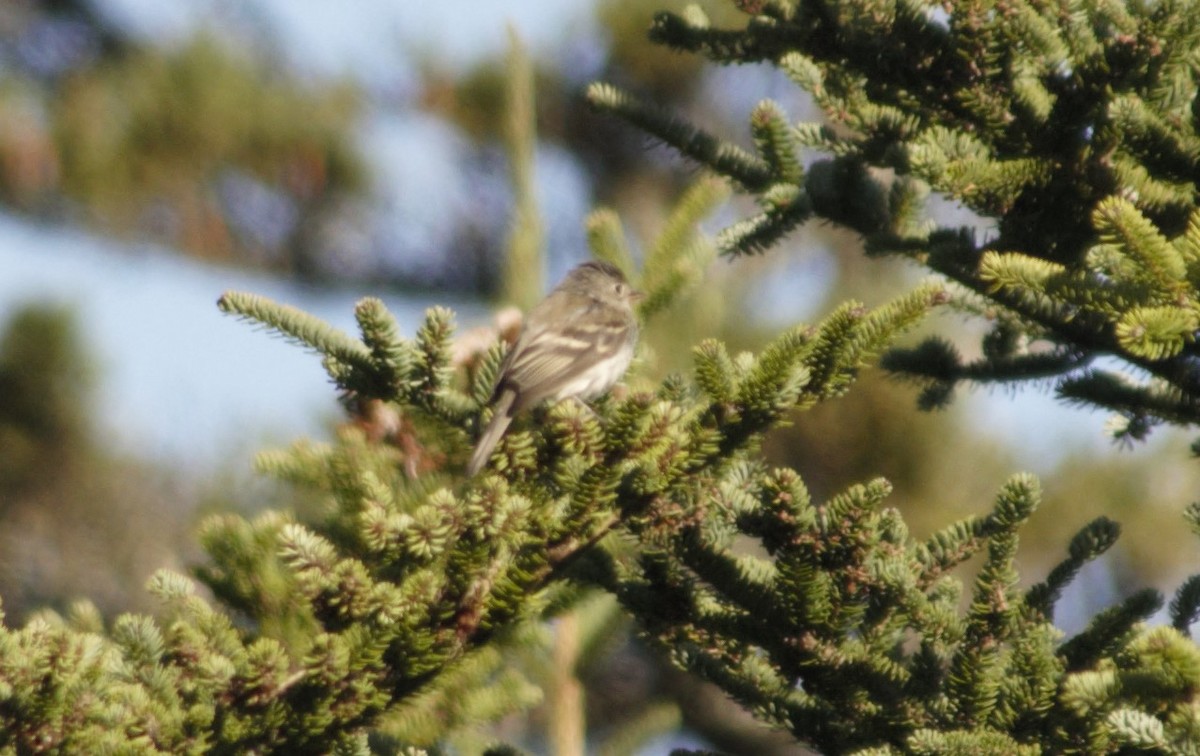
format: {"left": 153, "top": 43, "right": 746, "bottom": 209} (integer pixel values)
{"left": 0, "top": 303, "right": 191, "bottom": 619}
{"left": 2, "top": 0, "right": 1198, "bottom": 752}
{"left": 0, "top": 0, "right": 363, "bottom": 277}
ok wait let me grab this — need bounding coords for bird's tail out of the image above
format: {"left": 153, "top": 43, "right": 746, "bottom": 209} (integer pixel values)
{"left": 467, "top": 390, "right": 516, "bottom": 477}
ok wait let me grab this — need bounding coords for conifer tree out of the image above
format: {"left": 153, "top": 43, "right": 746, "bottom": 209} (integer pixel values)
{"left": 589, "top": 0, "right": 1200, "bottom": 449}
{"left": 4, "top": 1, "right": 1200, "bottom": 754}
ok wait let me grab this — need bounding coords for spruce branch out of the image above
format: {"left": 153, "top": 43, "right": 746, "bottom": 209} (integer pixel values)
{"left": 354, "top": 298, "right": 416, "bottom": 395}
{"left": 693, "top": 339, "right": 738, "bottom": 406}
{"left": 1025, "top": 517, "right": 1121, "bottom": 620}
{"left": 586, "top": 83, "right": 772, "bottom": 190}
{"left": 917, "top": 514, "right": 990, "bottom": 577}
{"left": 1108, "top": 94, "right": 1200, "bottom": 183}
{"left": 598, "top": 445, "right": 1200, "bottom": 752}
{"left": 412, "top": 306, "right": 474, "bottom": 422}
{"left": 502, "top": 28, "right": 544, "bottom": 313}
{"left": 947, "top": 476, "right": 1037, "bottom": 726}
{"left": 750, "top": 99, "right": 803, "bottom": 185}
{"left": 639, "top": 177, "right": 729, "bottom": 319}
{"left": 1170, "top": 575, "right": 1200, "bottom": 636}
{"left": 584, "top": 209, "right": 635, "bottom": 278}
{"left": 1058, "top": 589, "right": 1164, "bottom": 672}
{"left": 218, "top": 290, "right": 373, "bottom": 374}
{"left": 600, "top": 0, "right": 1200, "bottom": 437}
{"left": 648, "top": 177, "right": 730, "bottom": 271}
{"left": 648, "top": 10, "right": 798, "bottom": 64}
{"left": 23, "top": 2, "right": 1200, "bottom": 751}
{"left": 1186, "top": 501, "right": 1200, "bottom": 536}
{"left": 1092, "top": 196, "right": 1189, "bottom": 297}
{"left": 1114, "top": 305, "right": 1199, "bottom": 360}
{"left": 717, "top": 183, "right": 813, "bottom": 256}
{"left": 1058, "top": 370, "right": 1200, "bottom": 430}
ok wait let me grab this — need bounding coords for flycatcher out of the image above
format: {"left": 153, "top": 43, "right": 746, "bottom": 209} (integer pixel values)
{"left": 468, "top": 260, "right": 642, "bottom": 477}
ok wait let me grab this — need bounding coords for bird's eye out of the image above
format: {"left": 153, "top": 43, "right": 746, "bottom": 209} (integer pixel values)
{"left": 615, "top": 282, "right": 626, "bottom": 295}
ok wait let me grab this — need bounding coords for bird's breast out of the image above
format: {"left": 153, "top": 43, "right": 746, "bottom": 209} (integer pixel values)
{"left": 553, "top": 345, "right": 635, "bottom": 401}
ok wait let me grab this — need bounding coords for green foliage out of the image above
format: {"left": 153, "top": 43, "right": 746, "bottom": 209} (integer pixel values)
{"left": 587, "top": 82, "right": 773, "bottom": 191}
{"left": 595, "top": 464, "right": 1200, "bottom": 754}
{"left": 12, "top": 232, "right": 1192, "bottom": 753}
{"left": 25, "top": 33, "right": 363, "bottom": 268}
{"left": 0, "top": 305, "right": 91, "bottom": 492}
{"left": 638, "top": 177, "right": 730, "bottom": 319}
{"left": 501, "top": 30, "right": 545, "bottom": 311}
{"left": 10, "top": 0, "right": 1200, "bottom": 752}
{"left": 0, "top": 305, "right": 190, "bottom": 618}
{"left": 589, "top": 0, "right": 1200, "bottom": 447}
{"left": 0, "top": 236, "right": 946, "bottom": 750}
{"left": 2, "top": 3, "right": 373, "bottom": 285}
{"left": 575, "top": 0, "right": 1200, "bottom": 751}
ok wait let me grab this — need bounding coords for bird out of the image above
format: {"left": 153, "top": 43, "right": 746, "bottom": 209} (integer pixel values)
{"left": 467, "top": 260, "right": 642, "bottom": 477}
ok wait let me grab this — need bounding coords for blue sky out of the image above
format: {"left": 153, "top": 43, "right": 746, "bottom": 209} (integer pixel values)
{"left": 0, "top": 212, "right": 485, "bottom": 466}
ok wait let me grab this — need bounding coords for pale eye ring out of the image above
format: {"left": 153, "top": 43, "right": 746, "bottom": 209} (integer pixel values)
{"left": 615, "top": 282, "right": 627, "bottom": 295}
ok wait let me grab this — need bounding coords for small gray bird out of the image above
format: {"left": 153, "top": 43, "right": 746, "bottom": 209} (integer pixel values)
{"left": 467, "top": 261, "right": 642, "bottom": 477}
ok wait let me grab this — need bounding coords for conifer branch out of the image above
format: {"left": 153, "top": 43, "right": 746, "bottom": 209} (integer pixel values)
{"left": 717, "top": 184, "right": 813, "bottom": 256}
{"left": 638, "top": 177, "right": 729, "bottom": 319}
{"left": 598, "top": 0, "right": 1200, "bottom": 441}
{"left": 648, "top": 11, "right": 798, "bottom": 64}
{"left": 1058, "top": 589, "right": 1164, "bottom": 672}
{"left": 586, "top": 83, "right": 772, "bottom": 190}
{"left": 18, "top": 2, "right": 1200, "bottom": 752}
{"left": 750, "top": 100, "right": 803, "bottom": 185}
{"left": 218, "top": 290, "right": 373, "bottom": 372}
{"left": 1169, "top": 575, "right": 1200, "bottom": 636}
{"left": 502, "top": 29, "right": 544, "bottom": 312}
{"left": 1025, "top": 517, "right": 1121, "bottom": 620}
{"left": 584, "top": 209, "right": 635, "bottom": 278}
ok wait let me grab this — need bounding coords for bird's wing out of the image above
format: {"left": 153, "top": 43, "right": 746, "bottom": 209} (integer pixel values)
{"left": 501, "top": 299, "right": 631, "bottom": 409}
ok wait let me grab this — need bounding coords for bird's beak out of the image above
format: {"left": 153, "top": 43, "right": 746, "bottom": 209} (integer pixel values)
{"left": 630, "top": 289, "right": 647, "bottom": 303}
